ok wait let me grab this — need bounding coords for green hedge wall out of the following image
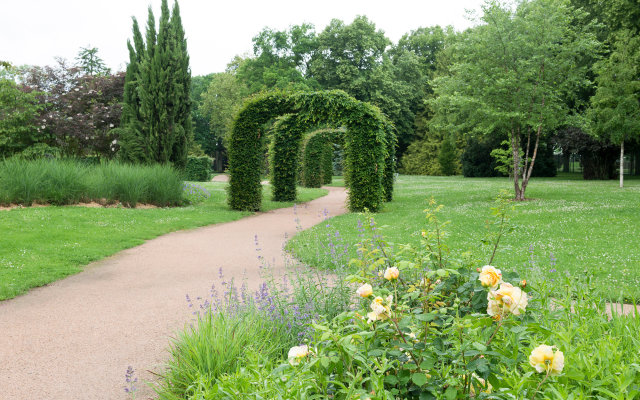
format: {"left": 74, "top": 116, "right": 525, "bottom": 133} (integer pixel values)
{"left": 184, "top": 156, "right": 213, "bottom": 181}
{"left": 322, "top": 143, "right": 333, "bottom": 185}
{"left": 228, "top": 93, "right": 292, "bottom": 211}
{"left": 270, "top": 114, "right": 305, "bottom": 201}
{"left": 302, "top": 133, "right": 326, "bottom": 188}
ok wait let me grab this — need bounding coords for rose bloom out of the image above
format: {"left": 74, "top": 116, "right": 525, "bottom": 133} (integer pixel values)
{"left": 487, "top": 282, "right": 528, "bottom": 317}
{"left": 356, "top": 283, "right": 373, "bottom": 297}
{"left": 529, "top": 345, "right": 564, "bottom": 375}
{"left": 367, "top": 295, "right": 392, "bottom": 322}
{"left": 383, "top": 267, "right": 399, "bottom": 281}
{"left": 470, "top": 373, "right": 492, "bottom": 396}
{"left": 288, "top": 345, "right": 309, "bottom": 366}
{"left": 478, "top": 265, "right": 502, "bottom": 289}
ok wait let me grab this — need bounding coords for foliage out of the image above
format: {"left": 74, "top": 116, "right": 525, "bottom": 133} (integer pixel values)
{"left": 588, "top": 29, "right": 640, "bottom": 185}
{"left": 199, "top": 72, "right": 248, "bottom": 158}
{"left": 16, "top": 60, "right": 125, "bottom": 158}
{"left": 401, "top": 132, "right": 446, "bottom": 176}
{"left": 119, "top": 0, "right": 193, "bottom": 169}
{"left": 184, "top": 156, "right": 212, "bottom": 182}
{"left": 300, "top": 129, "right": 343, "bottom": 188}
{"left": 0, "top": 181, "right": 327, "bottom": 300}
{"left": 322, "top": 142, "right": 334, "bottom": 184}
{"left": 228, "top": 90, "right": 394, "bottom": 212}
{"left": 235, "top": 19, "right": 448, "bottom": 161}
{"left": 75, "top": 46, "right": 110, "bottom": 75}
{"left": 431, "top": 0, "right": 599, "bottom": 200}
{"left": 553, "top": 127, "right": 618, "bottom": 179}
{"left": 0, "top": 158, "right": 183, "bottom": 207}
{"left": 438, "top": 134, "right": 457, "bottom": 176}
{"left": 189, "top": 74, "right": 215, "bottom": 156}
{"left": 461, "top": 136, "right": 504, "bottom": 178}
{"left": 0, "top": 74, "right": 43, "bottom": 157}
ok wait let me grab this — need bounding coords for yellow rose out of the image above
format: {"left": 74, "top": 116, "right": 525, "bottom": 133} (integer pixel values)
{"left": 529, "top": 345, "right": 564, "bottom": 375}
{"left": 487, "top": 282, "right": 528, "bottom": 317}
{"left": 470, "top": 373, "right": 492, "bottom": 396}
{"left": 478, "top": 265, "right": 502, "bottom": 289}
{"left": 356, "top": 283, "right": 373, "bottom": 297}
{"left": 367, "top": 296, "right": 391, "bottom": 322}
{"left": 288, "top": 345, "right": 309, "bottom": 365}
{"left": 383, "top": 267, "right": 400, "bottom": 281}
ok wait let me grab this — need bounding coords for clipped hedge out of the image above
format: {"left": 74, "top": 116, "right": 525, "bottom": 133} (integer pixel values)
{"left": 322, "top": 143, "right": 333, "bottom": 184}
{"left": 184, "top": 156, "right": 213, "bottom": 182}
{"left": 270, "top": 114, "right": 306, "bottom": 201}
{"left": 228, "top": 90, "right": 395, "bottom": 212}
{"left": 300, "top": 128, "right": 344, "bottom": 188}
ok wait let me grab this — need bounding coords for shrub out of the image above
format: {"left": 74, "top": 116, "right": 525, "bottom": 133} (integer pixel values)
{"left": 184, "top": 156, "right": 212, "bottom": 182}
{"left": 194, "top": 195, "right": 640, "bottom": 399}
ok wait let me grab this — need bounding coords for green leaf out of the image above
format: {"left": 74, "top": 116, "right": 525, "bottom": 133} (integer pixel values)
{"left": 444, "top": 386, "right": 457, "bottom": 400}
{"left": 412, "top": 372, "right": 429, "bottom": 387}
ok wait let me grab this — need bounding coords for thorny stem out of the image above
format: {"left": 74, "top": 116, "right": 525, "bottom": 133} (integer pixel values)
{"left": 530, "top": 369, "right": 551, "bottom": 400}
{"left": 390, "top": 316, "right": 422, "bottom": 369}
{"left": 488, "top": 212, "right": 506, "bottom": 265}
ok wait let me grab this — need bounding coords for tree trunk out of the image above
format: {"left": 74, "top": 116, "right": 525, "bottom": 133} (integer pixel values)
{"left": 511, "top": 131, "right": 524, "bottom": 200}
{"left": 619, "top": 139, "right": 624, "bottom": 188}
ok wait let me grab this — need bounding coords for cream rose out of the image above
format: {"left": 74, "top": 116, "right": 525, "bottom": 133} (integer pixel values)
{"left": 383, "top": 267, "right": 399, "bottom": 281}
{"left": 529, "top": 345, "right": 564, "bottom": 375}
{"left": 288, "top": 345, "right": 309, "bottom": 365}
{"left": 487, "top": 282, "right": 528, "bottom": 317}
{"left": 478, "top": 265, "right": 502, "bottom": 289}
{"left": 367, "top": 295, "right": 392, "bottom": 322}
{"left": 356, "top": 283, "right": 373, "bottom": 297}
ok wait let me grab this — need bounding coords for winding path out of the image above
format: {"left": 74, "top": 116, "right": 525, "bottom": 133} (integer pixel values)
{"left": 0, "top": 183, "right": 347, "bottom": 400}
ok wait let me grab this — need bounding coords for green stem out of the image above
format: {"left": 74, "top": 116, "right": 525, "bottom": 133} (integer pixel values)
{"left": 530, "top": 370, "right": 551, "bottom": 400}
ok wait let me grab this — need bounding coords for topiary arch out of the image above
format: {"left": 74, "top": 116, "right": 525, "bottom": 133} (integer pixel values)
{"left": 227, "top": 90, "right": 396, "bottom": 212}
{"left": 300, "top": 128, "right": 345, "bottom": 188}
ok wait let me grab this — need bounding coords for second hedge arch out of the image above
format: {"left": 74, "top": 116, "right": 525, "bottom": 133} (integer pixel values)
{"left": 227, "top": 90, "right": 396, "bottom": 212}
{"left": 301, "top": 128, "right": 344, "bottom": 188}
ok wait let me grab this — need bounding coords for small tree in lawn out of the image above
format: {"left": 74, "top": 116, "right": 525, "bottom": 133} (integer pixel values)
{"left": 431, "top": 0, "right": 599, "bottom": 200}
{"left": 589, "top": 29, "right": 640, "bottom": 188}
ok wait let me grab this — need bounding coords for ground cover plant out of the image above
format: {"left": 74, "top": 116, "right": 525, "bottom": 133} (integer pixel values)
{"left": 289, "top": 175, "right": 640, "bottom": 301}
{"left": 157, "top": 193, "right": 640, "bottom": 399}
{"left": 0, "top": 182, "right": 327, "bottom": 300}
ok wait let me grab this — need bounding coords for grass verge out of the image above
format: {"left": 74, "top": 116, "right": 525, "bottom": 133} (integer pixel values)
{"left": 0, "top": 183, "right": 327, "bottom": 300}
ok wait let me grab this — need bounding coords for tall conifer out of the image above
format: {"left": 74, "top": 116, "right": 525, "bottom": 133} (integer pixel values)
{"left": 119, "top": 0, "right": 191, "bottom": 168}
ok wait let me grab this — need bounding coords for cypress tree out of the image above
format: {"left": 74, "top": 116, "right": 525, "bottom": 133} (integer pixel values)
{"left": 119, "top": 0, "right": 191, "bottom": 168}
{"left": 169, "top": 1, "right": 192, "bottom": 169}
{"left": 118, "top": 17, "right": 148, "bottom": 163}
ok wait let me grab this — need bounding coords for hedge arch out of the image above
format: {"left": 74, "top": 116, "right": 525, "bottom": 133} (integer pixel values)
{"left": 227, "top": 90, "right": 396, "bottom": 212}
{"left": 301, "top": 128, "right": 345, "bottom": 188}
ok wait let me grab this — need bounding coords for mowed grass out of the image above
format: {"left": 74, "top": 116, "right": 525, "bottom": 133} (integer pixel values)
{"left": 0, "top": 183, "right": 327, "bottom": 300}
{"left": 289, "top": 174, "right": 640, "bottom": 300}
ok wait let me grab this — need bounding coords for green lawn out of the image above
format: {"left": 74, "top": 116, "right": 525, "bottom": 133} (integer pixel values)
{"left": 0, "top": 182, "right": 327, "bottom": 300}
{"left": 289, "top": 175, "right": 640, "bottom": 300}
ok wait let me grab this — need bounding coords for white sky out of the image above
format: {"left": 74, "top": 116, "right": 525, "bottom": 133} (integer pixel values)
{"left": 1, "top": 0, "right": 484, "bottom": 76}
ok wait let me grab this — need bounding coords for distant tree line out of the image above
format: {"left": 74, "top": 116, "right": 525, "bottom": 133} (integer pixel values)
{"left": 2, "top": 0, "right": 637, "bottom": 190}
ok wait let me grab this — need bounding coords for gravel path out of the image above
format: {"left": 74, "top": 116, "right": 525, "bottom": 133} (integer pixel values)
{"left": 0, "top": 185, "right": 347, "bottom": 400}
